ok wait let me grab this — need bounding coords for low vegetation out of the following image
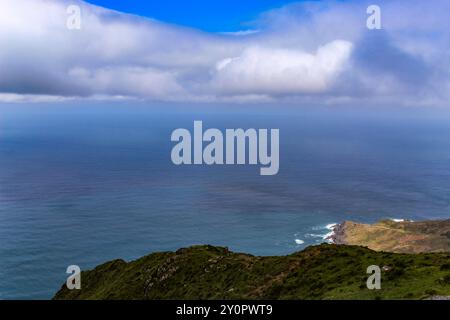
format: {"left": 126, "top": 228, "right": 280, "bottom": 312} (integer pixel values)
{"left": 54, "top": 244, "right": 450, "bottom": 300}
{"left": 332, "top": 219, "right": 450, "bottom": 253}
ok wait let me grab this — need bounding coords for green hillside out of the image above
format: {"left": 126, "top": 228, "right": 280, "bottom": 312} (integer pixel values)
{"left": 54, "top": 244, "right": 450, "bottom": 300}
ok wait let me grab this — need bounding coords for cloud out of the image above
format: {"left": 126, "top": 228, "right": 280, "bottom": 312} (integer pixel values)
{"left": 0, "top": 0, "right": 449, "bottom": 106}
{"left": 212, "top": 40, "right": 353, "bottom": 95}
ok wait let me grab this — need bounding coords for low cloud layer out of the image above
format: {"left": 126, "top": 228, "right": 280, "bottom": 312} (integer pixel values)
{"left": 0, "top": 0, "right": 449, "bottom": 106}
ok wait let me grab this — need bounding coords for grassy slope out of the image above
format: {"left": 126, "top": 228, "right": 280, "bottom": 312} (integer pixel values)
{"left": 54, "top": 244, "right": 450, "bottom": 300}
{"left": 336, "top": 219, "right": 450, "bottom": 253}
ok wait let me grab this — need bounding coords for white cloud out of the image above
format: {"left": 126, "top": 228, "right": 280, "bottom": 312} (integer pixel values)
{"left": 0, "top": 0, "right": 449, "bottom": 106}
{"left": 67, "top": 66, "right": 185, "bottom": 99}
{"left": 212, "top": 40, "right": 353, "bottom": 95}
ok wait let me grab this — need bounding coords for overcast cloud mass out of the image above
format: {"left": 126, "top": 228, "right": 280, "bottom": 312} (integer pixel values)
{"left": 0, "top": 0, "right": 449, "bottom": 106}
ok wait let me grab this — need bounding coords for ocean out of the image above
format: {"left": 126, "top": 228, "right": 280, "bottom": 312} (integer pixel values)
{"left": 1, "top": 103, "right": 450, "bottom": 299}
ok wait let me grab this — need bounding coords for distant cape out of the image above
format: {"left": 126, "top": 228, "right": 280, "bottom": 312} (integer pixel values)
{"left": 329, "top": 219, "right": 450, "bottom": 253}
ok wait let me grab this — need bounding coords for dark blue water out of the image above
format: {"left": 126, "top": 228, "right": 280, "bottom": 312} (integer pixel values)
{"left": 1, "top": 103, "right": 450, "bottom": 299}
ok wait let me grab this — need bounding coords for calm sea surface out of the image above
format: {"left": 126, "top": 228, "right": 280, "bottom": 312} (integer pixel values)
{"left": 1, "top": 104, "right": 450, "bottom": 299}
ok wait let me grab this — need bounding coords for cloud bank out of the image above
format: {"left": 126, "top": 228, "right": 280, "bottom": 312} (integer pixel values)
{"left": 0, "top": 0, "right": 449, "bottom": 106}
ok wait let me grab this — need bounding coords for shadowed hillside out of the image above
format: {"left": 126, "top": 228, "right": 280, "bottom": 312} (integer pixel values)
{"left": 54, "top": 244, "right": 450, "bottom": 300}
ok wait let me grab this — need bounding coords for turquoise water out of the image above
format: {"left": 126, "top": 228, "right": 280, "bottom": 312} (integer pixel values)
{"left": 1, "top": 104, "right": 450, "bottom": 299}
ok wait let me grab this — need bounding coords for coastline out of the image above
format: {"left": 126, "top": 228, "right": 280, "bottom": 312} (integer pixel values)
{"left": 326, "top": 222, "right": 346, "bottom": 244}
{"left": 326, "top": 219, "right": 413, "bottom": 244}
{"left": 325, "top": 218, "right": 450, "bottom": 253}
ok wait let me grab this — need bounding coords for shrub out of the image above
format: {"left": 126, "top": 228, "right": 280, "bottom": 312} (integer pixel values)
{"left": 440, "top": 263, "right": 450, "bottom": 271}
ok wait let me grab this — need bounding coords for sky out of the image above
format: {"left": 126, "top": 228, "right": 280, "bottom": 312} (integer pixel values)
{"left": 84, "top": 0, "right": 300, "bottom": 32}
{"left": 0, "top": 0, "right": 449, "bottom": 107}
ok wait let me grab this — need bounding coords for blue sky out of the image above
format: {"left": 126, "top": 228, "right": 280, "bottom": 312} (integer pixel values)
{"left": 85, "top": 0, "right": 300, "bottom": 32}
{"left": 0, "top": 0, "right": 449, "bottom": 106}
